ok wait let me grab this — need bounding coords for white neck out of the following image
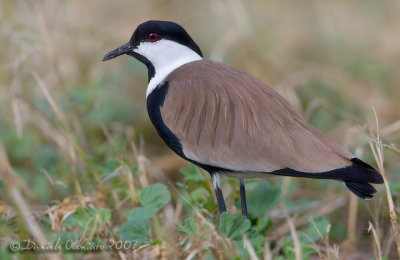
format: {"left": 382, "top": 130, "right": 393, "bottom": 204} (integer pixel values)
{"left": 133, "top": 39, "right": 203, "bottom": 97}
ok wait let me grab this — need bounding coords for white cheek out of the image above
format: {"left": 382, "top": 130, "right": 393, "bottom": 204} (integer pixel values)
{"left": 134, "top": 42, "right": 160, "bottom": 60}
{"left": 134, "top": 40, "right": 202, "bottom": 97}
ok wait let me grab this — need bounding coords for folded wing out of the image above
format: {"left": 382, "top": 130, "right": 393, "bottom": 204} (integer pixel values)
{"left": 161, "top": 59, "right": 356, "bottom": 174}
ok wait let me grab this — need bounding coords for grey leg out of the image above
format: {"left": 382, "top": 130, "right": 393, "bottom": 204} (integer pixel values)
{"left": 212, "top": 172, "right": 226, "bottom": 213}
{"left": 239, "top": 179, "right": 248, "bottom": 217}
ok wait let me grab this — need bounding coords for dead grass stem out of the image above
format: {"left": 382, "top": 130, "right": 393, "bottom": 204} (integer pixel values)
{"left": 368, "top": 108, "right": 400, "bottom": 259}
{"left": 369, "top": 221, "right": 383, "bottom": 260}
{"left": 281, "top": 177, "right": 302, "bottom": 260}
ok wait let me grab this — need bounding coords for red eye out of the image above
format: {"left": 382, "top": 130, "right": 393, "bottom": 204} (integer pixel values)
{"left": 147, "top": 33, "right": 159, "bottom": 42}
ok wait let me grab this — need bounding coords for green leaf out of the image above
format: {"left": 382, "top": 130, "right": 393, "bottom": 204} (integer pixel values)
{"left": 120, "top": 219, "right": 150, "bottom": 247}
{"left": 52, "top": 231, "right": 79, "bottom": 250}
{"left": 246, "top": 227, "right": 263, "bottom": 247}
{"left": 180, "top": 163, "right": 204, "bottom": 182}
{"left": 139, "top": 183, "right": 171, "bottom": 212}
{"left": 234, "top": 227, "right": 264, "bottom": 259}
{"left": 63, "top": 207, "right": 111, "bottom": 235}
{"left": 388, "top": 178, "right": 400, "bottom": 195}
{"left": 98, "top": 208, "right": 111, "bottom": 222}
{"left": 255, "top": 214, "right": 270, "bottom": 234}
{"left": 306, "top": 215, "right": 330, "bottom": 242}
{"left": 124, "top": 183, "right": 171, "bottom": 221}
{"left": 218, "top": 212, "right": 251, "bottom": 241}
{"left": 246, "top": 182, "right": 281, "bottom": 218}
{"left": 177, "top": 217, "right": 198, "bottom": 236}
{"left": 62, "top": 209, "right": 87, "bottom": 228}
{"left": 125, "top": 206, "right": 157, "bottom": 221}
{"left": 282, "top": 235, "right": 315, "bottom": 259}
{"left": 34, "top": 145, "right": 59, "bottom": 170}
{"left": 189, "top": 187, "right": 208, "bottom": 203}
{"left": 179, "top": 164, "right": 213, "bottom": 200}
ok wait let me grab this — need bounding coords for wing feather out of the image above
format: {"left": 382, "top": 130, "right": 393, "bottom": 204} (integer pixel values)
{"left": 195, "top": 90, "right": 207, "bottom": 144}
{"left": 161, "top": 59, "right": 353, "bottom": 173}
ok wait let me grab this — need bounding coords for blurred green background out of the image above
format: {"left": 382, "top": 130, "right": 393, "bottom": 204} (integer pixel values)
{"left": 0, "top": 0, "right": 399, "bottom": 259}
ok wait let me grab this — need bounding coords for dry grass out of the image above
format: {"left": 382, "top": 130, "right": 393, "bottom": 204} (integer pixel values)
{"left": 0, "top": 0, "right": 399, "bottom": 259}
{"left": 368, "top": 108, "right": 400, "bottom": 259}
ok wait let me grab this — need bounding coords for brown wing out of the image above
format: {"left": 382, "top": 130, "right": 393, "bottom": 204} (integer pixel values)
{"left": 160, "top": 59, "right": 353, "bottom": 173}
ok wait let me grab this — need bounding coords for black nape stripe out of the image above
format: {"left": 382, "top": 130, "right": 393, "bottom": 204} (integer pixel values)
{"left": 147, "top": 81, "right": 184, "bottom": 156}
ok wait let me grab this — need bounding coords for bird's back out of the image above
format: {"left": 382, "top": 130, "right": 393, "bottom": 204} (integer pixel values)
{"left": 161, "top": 59, "right": 353, "bottom": 173}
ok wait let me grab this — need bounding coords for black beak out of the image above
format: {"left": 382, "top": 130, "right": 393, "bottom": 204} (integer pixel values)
{"left": 102, "top": 42, "right": 135, "bottom": 61}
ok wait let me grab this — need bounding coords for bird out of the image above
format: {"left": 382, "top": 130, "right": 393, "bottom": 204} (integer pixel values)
{"left": 102, "top": 20, "right": 383, "bottom": 217}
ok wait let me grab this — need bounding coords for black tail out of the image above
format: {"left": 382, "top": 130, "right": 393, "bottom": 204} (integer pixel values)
{"left": 345, "top": 181, "right": 377, "bottom": 199}
{"left": 272, "top": 158, "right": 384, "bottom": 199}
{"left": 343, "top": 158, "right": 383, "bottom": 199}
